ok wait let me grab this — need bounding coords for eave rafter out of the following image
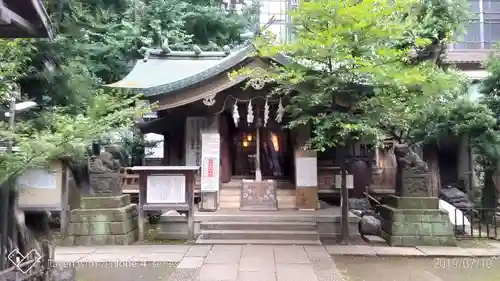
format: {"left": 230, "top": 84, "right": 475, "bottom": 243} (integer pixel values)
{"left": 0, "top": 2, "right": 36, "bottom": 36}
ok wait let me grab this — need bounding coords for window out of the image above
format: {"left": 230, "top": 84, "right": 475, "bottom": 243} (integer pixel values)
{"left": 453, "top": 0, "right": 500, "bottom": 49}
{"left": 317, "top": 143, "right": 377, "bottom": 167}
{"left": 318, "top": 147, "right": 338, "bottom": 167}
{"left": 484, "top": 0, "right": 500, "bottom": 48}
{"left": 259, "top": 0, "right": 297, "bottom": 43}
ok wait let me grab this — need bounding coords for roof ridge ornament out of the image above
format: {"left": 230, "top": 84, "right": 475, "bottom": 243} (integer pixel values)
{"left": 161, "top": 39, "right": 171, "bottom": 54}
{"left": 203, "top": 94, "right": 216, "bottom": 107}
{"left": 193, "top": 45, "right": 202, "bottom": 55}
{"left": 223, "top": 45, "right": 231, "bottom": 55}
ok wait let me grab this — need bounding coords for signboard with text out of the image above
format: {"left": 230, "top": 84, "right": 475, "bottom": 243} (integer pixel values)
{"left": 201, "top": 132, "right": 220, "bottom": 192}
{"left": 185, "top": 117, "right": 208, "bottom": 166}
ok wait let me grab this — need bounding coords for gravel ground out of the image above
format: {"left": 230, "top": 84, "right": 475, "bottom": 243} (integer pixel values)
{"left": 72, "top": 262, "right": 176, "bottom": 281}
{"left": 334, "top": 256, "right": 500, "bottom": 281}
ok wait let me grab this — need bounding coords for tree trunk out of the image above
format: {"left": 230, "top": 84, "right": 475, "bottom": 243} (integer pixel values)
{"left": 482, "top": 168, "right": 498, "bottom": 223}
{"left": 423, "top": 142, "right": 441, "bottom": 197}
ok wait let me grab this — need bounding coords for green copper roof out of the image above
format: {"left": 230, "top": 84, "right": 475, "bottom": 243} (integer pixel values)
{"left": 106, "top": 43, "right": 256, "bottom": 97}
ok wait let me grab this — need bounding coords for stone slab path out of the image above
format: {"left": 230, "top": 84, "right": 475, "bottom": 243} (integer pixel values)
{"left": 54, "top": 243, "right": 500, "bottom": 281}
{"left": 169, "top": 245, "right": 346, "bottom": 281}
{"left": 325, "top": 242, "right": 500, "bottom": 257}
{"left": 55, "top": 245, "right": 346, "bottom": 281}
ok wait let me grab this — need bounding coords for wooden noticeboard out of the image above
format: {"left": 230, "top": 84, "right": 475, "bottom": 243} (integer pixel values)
{"left": 130, "top": 166, "right": 199, "bottom": 241}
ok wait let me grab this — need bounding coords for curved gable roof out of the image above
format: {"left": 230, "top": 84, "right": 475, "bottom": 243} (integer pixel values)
{"left": 106, "top": 44, "right": 256, "bottom": 97}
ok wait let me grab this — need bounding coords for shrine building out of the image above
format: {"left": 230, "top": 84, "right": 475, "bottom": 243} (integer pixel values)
{"left": 107, "top": 42, "right": 396, "bottom": 212}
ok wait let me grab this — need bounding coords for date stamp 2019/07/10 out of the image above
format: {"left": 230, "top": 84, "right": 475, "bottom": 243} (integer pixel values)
{"left": 433, "top": 257, "right": 497, "bottom": 269}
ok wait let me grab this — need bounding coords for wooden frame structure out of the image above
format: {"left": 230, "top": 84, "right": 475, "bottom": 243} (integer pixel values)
{"left": 130, "top": 166, "right": 199, "bottom": 241}
{"left": 0, "top": 0, "right": 54, "bottom": 39}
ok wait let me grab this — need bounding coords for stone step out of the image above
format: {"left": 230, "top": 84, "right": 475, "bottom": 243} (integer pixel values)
{"left": 195, "top": 212, "right": 352, "bottom": 222}
{"left": 361, "top": 235, "right": 388, "bottom": 246}
{"left": 219, "top": 195, "right": 294, "bottom": 201}
{"left": 220, "top": 189, "right": 241, "bottom": 196}
{"left": 200, "top": 229, "right": 320, "bottom": 240}
{"left": 219, "top": 195, "right": 240, "bottom": 202}
{"left": 219, "top": 202, "right": 240, "bottom": 208}
{"left": 220, "top": 188, "right": 296, "bottom": 196}
{"left": 277, "top": 190, "right": 295, "bottom": 196}
{"left": 195, "top": 238, "right": 321, "bottom": 245}
{"left": 277, "top": 197, "right": 295, "bottom": 203}
{"left": 80, "top": 194, "right": 131, "bottom": 210}
{"left": 200, "top": 221, "right": 317, "bottom": 231}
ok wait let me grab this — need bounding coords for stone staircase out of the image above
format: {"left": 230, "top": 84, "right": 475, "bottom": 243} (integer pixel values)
{"left": 195, "top": 217, "right": 321, "bottom": 245}
{"left": 193, "top": 180, "right": 359, "bottom": 244}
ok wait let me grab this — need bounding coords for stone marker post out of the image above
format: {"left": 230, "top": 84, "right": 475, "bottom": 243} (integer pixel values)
{"left": 377, "top": 144, "right": 457, "bottom": 246}
{"left": 63, "top": 145, "right": 139, "bottom": 246}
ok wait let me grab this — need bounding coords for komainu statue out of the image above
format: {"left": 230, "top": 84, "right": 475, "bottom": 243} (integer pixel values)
{"left": 394, "top": 143, "right": 430, "bottom": 197}
{"left": 88, "top": 143, "right": 128, "bottom": 196}
{"left": 394, "top": 143, "right": 428, "bottom": 173}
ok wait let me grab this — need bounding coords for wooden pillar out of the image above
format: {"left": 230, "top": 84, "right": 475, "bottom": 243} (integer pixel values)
{"left": 255, "top": 127, "right": 262, "bottom": 182}
{"left": 219, "top": 114, "right": 232, "bottom": 183}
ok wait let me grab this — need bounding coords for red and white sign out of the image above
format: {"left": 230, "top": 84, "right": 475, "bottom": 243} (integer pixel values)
{"left": 203, "top": 157, "right": 215, "bottom": 178}
{"left": 201, "top": 133, "right": 220, "bottom": 192}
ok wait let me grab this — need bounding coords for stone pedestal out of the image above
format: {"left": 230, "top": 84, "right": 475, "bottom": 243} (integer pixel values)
{"left": 377, "top": 195, "right": 457, "bottom": 246}
{"left": 63, "top": 194, "right": 138, "bottom": 245}
{"left": 378, "top": 144, "right": 457, "bottom": 247}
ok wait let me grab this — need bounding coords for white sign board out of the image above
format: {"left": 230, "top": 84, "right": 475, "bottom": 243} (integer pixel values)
{"left": 201, "top": 132, "right": 220, "bottom": 192}
{"left": 185, "top": 117, "right": 208, "bottom": 166}
{"left": 144, "top": 133, "right": 164, "bottom": 158}
{"left": 295, "top": 157, "right": 318, "bottom": 187}
{"left": 146, "top": 175, "right": 186, "bottom": 203}
{"left": 16, "top": 169, "right": 57, "bottom": 189}
{"left": 335, "top": 174, "right": 354, "bottom": 189}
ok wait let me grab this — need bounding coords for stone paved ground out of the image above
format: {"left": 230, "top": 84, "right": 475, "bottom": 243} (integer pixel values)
{"left": 55, "top": 245, "right": 346, "bottom": 281}
{"left": 54, "top": 243, "right": 500, "bottom": 281}
{"left": 324, "top": 242, "right": 500, "bottom": 257}
{"left": 334, "top": 256, "right": 500, "bottom": 281}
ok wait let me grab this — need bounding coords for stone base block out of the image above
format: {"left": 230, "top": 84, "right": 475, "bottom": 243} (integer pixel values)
{"left": 80, "top": 194, "right": 131, "bottom": 210}
{"left": 158, "top": 214, "right": 189, "bottom": 240}
{"left": 377, "top": 196, "right": 457, "bottom": 247}
{"left": 62, "top": 229, "right": 138, "bottom": 246}
{"left": 63, "top": 196, "right": 138, "bottom": 246}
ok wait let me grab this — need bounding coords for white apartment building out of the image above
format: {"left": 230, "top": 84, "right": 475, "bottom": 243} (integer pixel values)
{"left": 224, "top": 0, "right": 298, "bottom": 42}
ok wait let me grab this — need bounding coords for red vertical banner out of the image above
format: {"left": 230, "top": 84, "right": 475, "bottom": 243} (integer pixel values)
{"left": 207, "top": 158, "right": 214, "bottom": 178}
{"left": 201, "top": 132, "right": 220, "bottom": 192}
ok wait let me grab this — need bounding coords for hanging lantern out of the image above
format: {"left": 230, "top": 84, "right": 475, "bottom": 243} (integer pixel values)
{"left": 275, "top": 98, "right": 285, "bottom": 123}
{"left": 264, "top": 98, "right": 270, "bottom": 127}
{"left": 247, "top": 100, "right": 254, "bottom": 125}
{"left": 233, "top": 100, "right": 240, "bottom": 127}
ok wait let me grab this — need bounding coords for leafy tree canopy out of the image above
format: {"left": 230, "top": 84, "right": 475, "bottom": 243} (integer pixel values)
{"left": 242, "top": 0, "right": 470, "bottom": 150}
{"left": 0, "top": 0, "right": 254, "bottom": 182}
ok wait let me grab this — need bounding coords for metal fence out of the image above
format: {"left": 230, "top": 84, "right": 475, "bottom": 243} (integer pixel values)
{"left": 454, "top": 208, "right": 499, "bottom": 240}
{"left": 0, "top": 181, "right": 52, "bottom": 281}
